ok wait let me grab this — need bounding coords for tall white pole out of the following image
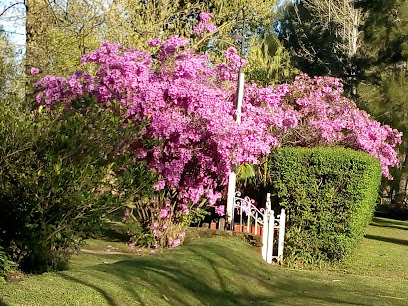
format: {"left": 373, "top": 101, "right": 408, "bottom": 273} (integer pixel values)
{"left": 235, "top": 70, "right": 245, "bottom": 124}
{"left": 262, "top": 193, "right": 271, "bottom": 261}
{"left": 226, "top": 70, "right": 245, "bottom": 224}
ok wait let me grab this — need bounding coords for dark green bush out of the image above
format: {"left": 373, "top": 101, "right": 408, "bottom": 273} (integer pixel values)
{"left": 268, "top": 147, "right": 382, "bottom": 265}
{"left": 0, "top": 99, "right": 155, "bottom": 273}
{"left": 0, "top": 246, "right": 12, "bottom": 278}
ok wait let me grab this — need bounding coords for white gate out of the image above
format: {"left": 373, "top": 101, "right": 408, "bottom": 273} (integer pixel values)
{"left": 232, "top": 192, "right": 286, "bottom": 264}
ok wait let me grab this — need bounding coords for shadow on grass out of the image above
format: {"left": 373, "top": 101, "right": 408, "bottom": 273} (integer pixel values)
{"left": 370, "top": 223, "right": 408, "bottom": 231}
{"left": 98, "top": 227, "right": 129, "bottom": 242}
{"left": 61, "top": 274, "right": 120, "bottom": 306}
{"left": 0, "top": 297, "right": 8, "bottom": 306}
{"left": 371, "top": 217, "right": 408, "bottom": 231}
{"left": 76, "top": 239, "right": 367, "bottom": 305}
{"left": 365, "top": 234, "right": 408, "bottom": 246}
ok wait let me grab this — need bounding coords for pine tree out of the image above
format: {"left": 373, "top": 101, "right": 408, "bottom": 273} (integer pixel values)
{"left": 247, "top": 29, "right": 299, "bottom": 85}
{"left": 276, "top": 0, "right": 363, "bottom": 92}
{"left": 356, "top": 0, "right": 408, "bottom": 210}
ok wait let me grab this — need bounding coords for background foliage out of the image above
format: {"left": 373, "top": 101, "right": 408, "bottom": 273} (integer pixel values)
{"left": 0, "top": 28, "right": 24, "bottom": 100}
{"left": 24, "top": 0, "right": 280, "bottom": 77}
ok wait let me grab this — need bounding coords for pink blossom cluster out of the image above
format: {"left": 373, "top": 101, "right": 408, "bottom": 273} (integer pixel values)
{"left": 167, "top": 237, "right": 181, "bottom": 248}
{"left": 148, "top": 38, "right": 161, "bottom": 47}
{"left": 224, "top": 47, "right": 248, "bottom": 69}
{"left": 214, "top": 205, "right": 225, "bottom": 216}
{"left": 151, "top": 213, "right": 186, "bottom": 248}
{"left": 150, "top": 199, "right": 188, "bottom": 244}
{"left": 152, "top": 220, "right": 168, "bottom": 239}
{"left": 30, "top": 67, "right": 39, "bottom": 74}
{"left": 271, "top": 74, "right": 402, "bottom": 178}
{"left": 121, "top": 208, "right": 131, "bottom": 222}
{"left": 193, "top": 12, "right": 217, "bottom": 36}
{"left": 154, "top": 180, "right": 165, "bottom": 190}
{"left": 33, "top": 38, "right": 278, "bottom": 206}
{"left": 35, "top": 34, "right": 402, "bottom": 215}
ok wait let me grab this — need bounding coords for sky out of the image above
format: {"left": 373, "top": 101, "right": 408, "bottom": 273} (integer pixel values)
{"left": 0, "top": 0, "right": 26, "bottom": 56}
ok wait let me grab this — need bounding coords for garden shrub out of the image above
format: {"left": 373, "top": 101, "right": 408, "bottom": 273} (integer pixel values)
{"left": 0, "top": 246, "right": 15, "bottom": 279}
{"left": 0, "top": 99, "right": 155, "bottom": 273}
{"left": 268, "top": 147, "right": 382, "bottom": 265}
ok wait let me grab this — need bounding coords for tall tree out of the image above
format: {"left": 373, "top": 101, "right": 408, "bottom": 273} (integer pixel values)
{"left": 26, "top": 0, "right": 106, "bottom": 76}
{"left": 276, "top": 0, "right": 363, "bottom": 93}
{"left": 0, "top": 28, "right": 23, "bottom": 99}
{"left": 247, "top": 28, "right": 299, "bottom": 85}
{"left": 277, "top": 0, "right": 408, "bottom": 211}
{"left": 355, "top": 0, "right": 408, "bottom": 209}
{"left": 24, "top": 0, "right": 279, "bottom": 78}
{"left": 303, "top": 0, "right": 363, "bottom": 60}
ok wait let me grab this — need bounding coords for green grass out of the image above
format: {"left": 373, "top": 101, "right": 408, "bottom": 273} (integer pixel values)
{"left": 342, "top": 217, "right": 408, "bottom": 279}
{"left": 1, "top": 217, "right": 408, "bottom": 305}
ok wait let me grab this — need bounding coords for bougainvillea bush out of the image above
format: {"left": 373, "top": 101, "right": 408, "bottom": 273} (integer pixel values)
{"left": 35, "top": 13, "right": 402, "bottom": 248}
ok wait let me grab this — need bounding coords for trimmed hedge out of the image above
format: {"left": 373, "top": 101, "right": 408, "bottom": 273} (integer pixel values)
{"left": 268, "top": 147, "right": 382, "bottom": 265}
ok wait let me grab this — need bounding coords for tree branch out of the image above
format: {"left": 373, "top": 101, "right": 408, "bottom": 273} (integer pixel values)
{"left": 0, "top": 2, "right": 25, "bottom": 18}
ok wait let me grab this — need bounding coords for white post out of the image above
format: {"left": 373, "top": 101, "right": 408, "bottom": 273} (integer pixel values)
{"left": 277, "top": 209, "right": 286, "bottom": 262}
{"left": 226, "top": 172, "right": 236, "bottom": 224}
{"left": 246, "top": 202, "right": 250, "bottom": 232}
{"left": 255, "top": 211, "right": 258, "bottom": 235}
{"left": 261, "top": 210, "right": 268, "bottom": 261}
{"left": 262, "top": 193, "right": 271, "bottom": 260}
{"left": 235, "top": 71, "right": 245, "bottom": 124}
{"left": 226, "top": 71, "right": 245, "bottom": 225}
{"left": 240, "top": 201, "right": 243, "bottom": 232}
{"left": 266, "top": 193, "right": 271, "bottom": 211}
{"left": 267, "top": 210, "right": 275, "bottom": 264}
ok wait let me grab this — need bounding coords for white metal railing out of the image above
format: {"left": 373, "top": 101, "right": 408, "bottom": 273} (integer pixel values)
{"left": 231, "top": 191, "right": 266, "bottom": 235}
{"left": 232, "top": 192, "right": 286, "bottom": 264}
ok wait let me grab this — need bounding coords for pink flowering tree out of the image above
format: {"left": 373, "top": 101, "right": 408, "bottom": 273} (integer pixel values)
{"left": 34, "top": 13, "right": 402, "bottom": 247}
{"left": 35, "top": 15, "right": 283, "bottom": 247}
{"left": 270, "top": 74, "right": 403, "bottom": 178}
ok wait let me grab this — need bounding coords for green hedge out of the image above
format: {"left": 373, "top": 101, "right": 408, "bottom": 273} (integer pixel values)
{"left": 268, "top": 147, "right": 382, "bottom": 265}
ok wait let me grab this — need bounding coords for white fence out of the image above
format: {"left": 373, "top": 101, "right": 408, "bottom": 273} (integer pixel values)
{"left": 232, "top": 192, "right": 286, "bottom": 264}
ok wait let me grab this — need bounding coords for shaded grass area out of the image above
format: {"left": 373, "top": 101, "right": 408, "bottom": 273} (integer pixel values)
{"left": 1, "top": 218, "right": 408, "bottom": 305}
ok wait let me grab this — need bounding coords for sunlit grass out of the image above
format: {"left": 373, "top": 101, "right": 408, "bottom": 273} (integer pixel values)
{"left": 342, "top": 217, "right": 408, "bottom": 279}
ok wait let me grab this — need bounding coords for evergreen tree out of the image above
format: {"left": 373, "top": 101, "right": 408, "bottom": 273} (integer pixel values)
{"left": 356, "top": 0, "right": 408, "bottom": 74}
{"left": 276, "top": 0, "right": 363, "bottom": 92}
{"left": 247, "top": 28, "right": 299, "bottom": 85}
{"left": 277, "top": 0, "right": 408, "bottom": 211}
{"left": 356, "top": 0, "right": 408, "bottom": 210}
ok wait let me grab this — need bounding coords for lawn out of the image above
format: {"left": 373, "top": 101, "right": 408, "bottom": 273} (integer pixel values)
{"left": 1, "top": 217, "right": 408, "bottom": 305}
